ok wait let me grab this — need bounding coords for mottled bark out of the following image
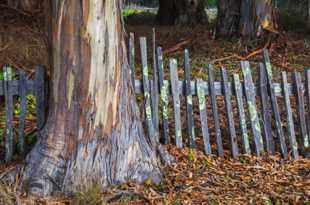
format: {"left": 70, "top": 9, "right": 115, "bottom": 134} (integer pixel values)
{"left": 217, "top": 0, "right": 276, "bottom": 38}
{"left": 17, "top": 0, "right": 161, "bottom": 196}
{"left": 156, "top": 0, "right": 207, "bottom": 25}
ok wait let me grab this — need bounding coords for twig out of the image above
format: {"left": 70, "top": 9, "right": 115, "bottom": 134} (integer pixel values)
{"left": 211, "top": 39, "right": 271, "bottom": 64}
{"left": 0, "top": 44, "right": 9, "bottom": 52}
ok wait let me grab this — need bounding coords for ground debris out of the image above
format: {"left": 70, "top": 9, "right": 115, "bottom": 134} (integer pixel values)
{"left": 1, "top": 146, "right": 310, "bottom": 204}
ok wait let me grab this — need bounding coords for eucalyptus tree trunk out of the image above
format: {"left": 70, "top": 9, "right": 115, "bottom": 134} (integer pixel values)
{"left": 18, "top": 0, "right": 161, "bottom": 196}
{"left": 156, "top": 0, "right": 207, "bottom": 25}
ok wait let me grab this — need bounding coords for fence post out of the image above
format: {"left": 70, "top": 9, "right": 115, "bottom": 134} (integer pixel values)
{"left": 184, "top": 49, "right": 195, "bottom": 148}
{"left": 263, "top": 49, "right": 288, "bottom": 159}
{"left": 18, "top": 70, "right": 27, "bottom": 154}
{"left": 207, "top": 64, "right": 224, "bottom": 157}
{"left": 170, "top": 59, "right": 182, "bottom": 148}
{"left": 4, "top": 66, "right": 13, "bottom": 162}
{"left": 35, "top": 65, "right": 45, "bottom": 131}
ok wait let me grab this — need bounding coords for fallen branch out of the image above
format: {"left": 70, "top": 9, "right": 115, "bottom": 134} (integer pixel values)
{"left": 164, "top": 39, "right": 191, "bottom": 54}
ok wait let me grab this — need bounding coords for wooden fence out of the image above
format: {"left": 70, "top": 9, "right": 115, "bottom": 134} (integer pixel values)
{"left": 129, "top": 33, "right": 310, "bottom": 160}
{"left": 0, "top": 66, "right": 46, "bottom": 163}
{"left": 1, "top": 34, "right": 310, "bottom": 163}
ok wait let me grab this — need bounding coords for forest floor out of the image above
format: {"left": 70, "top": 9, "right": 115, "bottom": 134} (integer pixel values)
{"left": 0, "top": 6, "right": 310, "bottom": 205}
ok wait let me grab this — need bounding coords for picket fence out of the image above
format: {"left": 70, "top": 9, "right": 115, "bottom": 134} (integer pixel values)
{"left": 129, "top": 32, "right": 310, "bottom": 160}
{"left": 1, "top": 34, "right": 310, "bottom": 163}
{"left": 0, "top": 66, "right": 45, "bottom": 162}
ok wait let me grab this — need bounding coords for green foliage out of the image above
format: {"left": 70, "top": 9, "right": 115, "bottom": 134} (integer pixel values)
{"left": 122, "top": 9, "right": 143, "bottom": 17}
{"left": 207, "top": 0, "right": 217, "bottom": 8}
{"left": 188, "top": 150, "right": 194, "bottom": 161}
{"left": 72, "top": 184, "right": 102, "bottom": 205}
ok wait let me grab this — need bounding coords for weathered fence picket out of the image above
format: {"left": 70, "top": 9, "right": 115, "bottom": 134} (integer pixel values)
{"left": 221, "top": 67, "right": 239, "bottom": 158}
{"left": 263, "top": 50, "right": 288, "bottom": 159}
{"left": 139, "top": 37, "right": 155, "bottom": 139}
{"left": 305, "top": 69, "right": 310, "bottom": 145}
{"left": 233, "top": 74, "right": 251, "bottom": 154}
{"left": 197, "top": 79, "right": 212, "bottom": 155}
{"left": 18, "top": 70, "right": 27, "bottom": 154}
{"left": 157, "top": 47, "right": 170, "bottom": 144}
{"left": 4, "top": 67, "right": 13, "bottom": 162}
{"left": 169, "top": 59, "right": 183, "bottom": 148}
{"left": 259, "top": 63, "right": 275, "bottom": 155}
{"left": 184, "top": 49, "right": 195, "bottom": 148}
{"left": 129, "top": 33, "right": 135, "bottom": 90}
{"left": 241, "top": 61, "right": 264, "bottom": 156}
{"left": 208, "top": 64, "right": 224, "bottom": 157}
{"left": 151, "top": 28, "right": 159, "bottom": 143}
{"left": 35, "top": 66, "right": 45, "bottom": 131}
{"left": 282, "top": 72, "right": 299, "bottom": 160}
{"left": 293, "top": 72, "right": 309, "bottom": 150}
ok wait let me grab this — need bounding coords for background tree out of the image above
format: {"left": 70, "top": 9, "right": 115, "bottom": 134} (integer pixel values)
{"left": 216, "top": 0, "right": 276, "bottom": 38}
{"left": 216, "top": 0, "right": 241, "bottom": 37}
{"left": 308, "top": 0, "right": 310, "bottom": 28}
{"left": 156, "top": 0, "right": 208, "bottom": 25}
{"left": 16, "top": 0, "right": 161, "bottom": 196}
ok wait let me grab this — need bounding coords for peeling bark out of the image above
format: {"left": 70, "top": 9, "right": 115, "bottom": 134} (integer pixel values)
{"left": 156, "top": 0, "right": 207, "bottom": 25}
{"left": 16, "top": 0, "right": 161, "bottom": 196}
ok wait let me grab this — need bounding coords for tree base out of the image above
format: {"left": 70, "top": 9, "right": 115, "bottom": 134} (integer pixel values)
{"left": 2, "top": 122, "right": 163, "bottom": 196}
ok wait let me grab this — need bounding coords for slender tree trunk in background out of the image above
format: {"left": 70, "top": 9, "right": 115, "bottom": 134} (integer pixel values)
{"left": 216, "top": 0, "right": 241, "bottom": 37}
{"left": 18, "top": 0, "right": 161, "bottom": 196}
{"left": 156, "top": 0, "right": 207, "bottom": 25}
{"left": 308, "top": 0, "right": 310, "bottom": 28}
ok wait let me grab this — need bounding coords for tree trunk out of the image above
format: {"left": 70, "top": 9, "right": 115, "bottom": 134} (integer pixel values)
{"left": 239, "top": 0, "right": 275, "bottom": 38}
{"left": 18, "top": 0, "right": 161, "bottom": 196}
{"left": 216, "top": 0, "right": 276, "bottom": 38}
{"left": 156, "top": 0, "right": 207, "bottom": 25}
{"left": 7, "top": 0, "right": 41, "bottom": 13}
{"left": 216, "top": 0, "right": 241, "bottom": 37}
{"left": 308, "top": 0, "right": 310, "bottom": 28}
